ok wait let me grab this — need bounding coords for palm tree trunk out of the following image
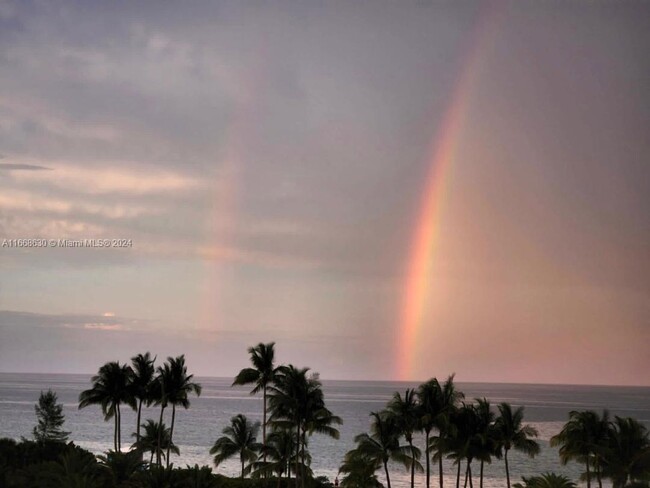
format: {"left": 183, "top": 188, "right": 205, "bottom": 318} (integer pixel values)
{"left": 295, "top": 421, "right": 300, "bottom": 488}
{"left": 301, "top": 427, "right": 307, "bottom": 488}
{"left": 439, "top": 453, "right": 444, "bottom": 488}
{"left": 263, "top": 388, "right": 267, "bottom": 467}
{"left": 150, "top": 450, "right": 154, "bottom": 465}
{"left": 596, "top": 459, "right": 602, "bottom": 488}
{"left": 456, "top": 461, "right": 461, "bottom": 488}
{"left": 480, "top": 460, "right": 484, "bottom": 488}
{"left": 117, "top": 403, "right": 121, "bottom": 452}
{"left": 383, "top": 460, "right": 392, "bottom": 488}
{"left": 157, "top": 404, "right": 165, "bottom": 466}
{"left": 468, "top": 462, "right": 473, "bottom": 488}
{"left": 425, "top": 431, "right": 431, "bottom": 488}
{"left": 586, "top": 460, "right": 591, "bottom": 488}
{"left": 113, "top": 408, "right": 118, "bottom": 452}
{"left": 241, "top": 454, "right": 245, "bottom": 479}
{"left": 464, "top": 461, "right": 469, "bottom": 488}
{"left": 136, "top": 398, "right": 143, "bottom": 443}
{"left": 410, "top": 439, "right": 416, "bottom": 488}
{"left": 166, "top": 404, "right": 176, "bottom": 469}
{"left": 504, "top": 449, "right": 510, "bottom": 488}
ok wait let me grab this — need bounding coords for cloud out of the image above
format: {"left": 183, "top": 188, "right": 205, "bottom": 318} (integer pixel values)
{"left": 0, "top": 163, "right": 51, "bottom": 171}
{"left": 8, "top": 160, "right": 199, "bottom": 195}
{"left": 81, "top": 322, "right": 125, "bottom": 331}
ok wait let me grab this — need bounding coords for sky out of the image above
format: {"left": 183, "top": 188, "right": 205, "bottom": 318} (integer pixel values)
{"left": 0, "top": 1, "right": 648, "bottom": 385}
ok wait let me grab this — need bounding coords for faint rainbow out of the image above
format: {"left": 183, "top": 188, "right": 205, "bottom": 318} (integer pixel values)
{"left": 396, "top": 6, "right": 502, "bottom": 380}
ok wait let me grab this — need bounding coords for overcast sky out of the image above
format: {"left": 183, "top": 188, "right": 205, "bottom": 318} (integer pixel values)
{"left": 0, "top": 1, "right": 648, "bottom": 385}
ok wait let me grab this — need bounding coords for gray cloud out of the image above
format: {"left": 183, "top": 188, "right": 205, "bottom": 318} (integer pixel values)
{"left": 0, "top": 163, "right": 51, "bottom": 171}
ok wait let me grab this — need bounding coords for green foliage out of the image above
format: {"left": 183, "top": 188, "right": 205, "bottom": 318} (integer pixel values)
{"left": 155, "top": 355, "right": 202, "bottom": 468}
{"left": 79, "top": 361, "right": 136, "bottom": 452}
{"left": 338, "top": 448, "right": 383, "bottom": 488}
{"left": 0, "top": 439, "right": 104, "bottom": 488}
{"left": 513, "top": 472, "right": 577, "bottom": 488}
{"left": 268, "top": 365, "right": 341, "bottom": 486}
{"left": 600, "top": 416, "right": 650, "bottom": 488}
{"left": 550, "top": 409, "right": 610, "bottom": 487}
{"left": 132, "top": 419, "right": 180, "bottom": 466}
{"left": 98, "top": 449, "right": 147, "bottom": 485}
{"left": 495, "top": 402, "right": 540, "bottom": 488}
{"left": 210, "top": 414, "right": 262, "bottom": 478}
{"left": 33, "top": 389, "right": 70, "bottom": 443}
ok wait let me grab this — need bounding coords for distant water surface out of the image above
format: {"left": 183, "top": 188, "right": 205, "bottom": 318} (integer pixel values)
{"left": 1, "top": 373, "right": 649, "bottom": 487}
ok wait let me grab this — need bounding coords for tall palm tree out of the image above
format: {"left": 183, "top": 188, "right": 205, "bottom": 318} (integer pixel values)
{"left": 495, "top": 403, "right": 540, "bottom": 488}
{"left": 156, "top": 355, "right": 202, "bottom": 468}
{"left": 210, "top": 414, "right": 262, "bottom": 478}
{"left": 268, "top": 365, "right": 341, "bottom": 488}
{"left": 79, "top": 361, "right": 135, "bottom": 452}
{"left": 131, "top": 419, "right": 179, "bottom": 465}
{"left": 418, "top": 379, "right": 441, "bottom": 488}
{"left": 427, "top": 375, "right": 465, "bottom": 488}
{"left": 474, "top": 398, "right": 498, "bottom": 488}
{"left": 233, "top": 342, "right": 278, "bottom": 467}
{"left": 130, "top": 352, "right": 156, "bottom": 444}
{"left": 388, "top": 388, "right": 422, "bottom": 488}
{"left": 353, "top": 411, "right": 412, "bottom": 488}
{"left": 445, "top": 403, "right": 481, "bottom": 488}
{"left": 550, "top": 410, "right": 610, "bottom": 488}
{"left": 600, "top": 416, "right": 650, "bottom": 488}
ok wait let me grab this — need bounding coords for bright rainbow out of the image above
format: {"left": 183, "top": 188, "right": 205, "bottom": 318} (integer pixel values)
{"left": 396, "top": 8, "right": 500, "bottom": 380}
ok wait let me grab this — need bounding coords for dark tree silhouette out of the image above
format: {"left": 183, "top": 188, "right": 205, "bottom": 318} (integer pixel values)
{"left": 233, "top": 342, "right": 278, "bottom": 467}
{"left": 495, "top": 403, "right": 540, "bottom": 488}
{"left": 210, "top": 414, "right": 262, "bottom": 478}
{"left": 33, "top": 389, "right": 70, "bottom": 443}
{"left": 79, "top": 361, "right": 135, "bottom": 452}
{"left": 130, "top": 352, "right": 156, "bottom": 444}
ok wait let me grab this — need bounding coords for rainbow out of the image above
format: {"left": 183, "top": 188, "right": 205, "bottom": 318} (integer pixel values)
{"left": 396, "top": 7, "right": 501, "bottom": 381}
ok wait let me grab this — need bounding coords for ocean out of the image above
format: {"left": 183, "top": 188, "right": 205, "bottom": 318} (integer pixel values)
{"left": 1, "top": 373, "right": 649, "bottom": 487}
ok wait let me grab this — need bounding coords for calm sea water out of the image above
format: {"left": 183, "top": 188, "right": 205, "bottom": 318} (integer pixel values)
{"left": 1, "top": 373, "right": 649, "bottom": 487}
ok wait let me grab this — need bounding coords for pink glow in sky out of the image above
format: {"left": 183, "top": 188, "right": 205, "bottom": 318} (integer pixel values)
{"left": 0, "top": 1, "right": 648, "bottom": 385}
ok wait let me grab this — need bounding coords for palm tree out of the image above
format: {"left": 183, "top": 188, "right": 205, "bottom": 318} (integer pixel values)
{"left": 249, "top": 427, "right": 302, "bottom": 483}
{"left": 353, "top": 411, "right": 412, "bottom": 488}
{"left": 513, "top": 473, "right": 577, "bottom": 488}
{"left": 550, "top": 410, "right": 611, "bottom": 488}
{"left": 130, "top": 352, "right": 156, "bottom": 444}
{"left": 156, "top": 355, "right": 202, "bottom": 468}
{"left": 152, "top": 354, "right": 201, "bottom": 468}
{"left": 445, "top": 403, "right": 481, "bottom": 488}
{"left": 387, "top": 389, "right": 422, "bottom": 488}
{"left": 79, "top": 361, "right": 135, "bottom": 452}
{"left": 495, "top": 403, "right": 540, "bottom": 488}
{"left": 97, "top": 449, "right": 146, "bottom": 485}
{"left": 268, "top": 365, "right": 341, "bottom": 488}
{"left": 233, "top": 342, "right": 278, "bottom": 467}
{"left": 418, "top": 379, "right": 441, "bottom": 488}
{"left": 426, "top": 375, "right": 465, "bottom": 488}
{"left": 600, "top": 416, "right": 650, "bottom": 488}
{"left": 339, "top": 448, "right": 384, "bottom": 488}
{"left": 210, "top": 414, "right": 262, "bottom": 478}
{"left": 131, "top": 419, "right": 179, "bottom": 465}
{"left": 474, "top": 398, "right": 498, "bottom": 488}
